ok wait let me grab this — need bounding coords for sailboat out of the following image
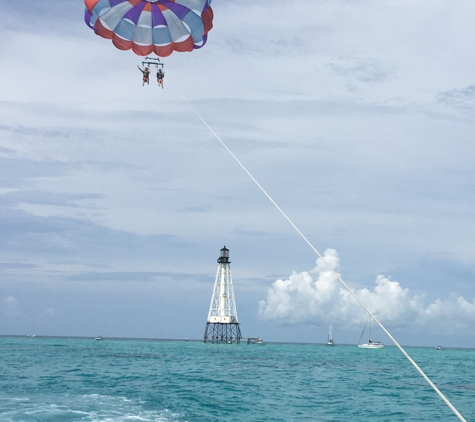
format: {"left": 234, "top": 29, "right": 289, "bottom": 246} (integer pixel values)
{"left": 358, "top": 316, "right": 384, "bottom": 349}
{"left": 326, "top": 320, "right": 334, "bottom": 346}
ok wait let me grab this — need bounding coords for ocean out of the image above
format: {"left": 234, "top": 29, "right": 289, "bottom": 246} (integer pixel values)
{"left": 0, "top": 336, "right": 474, "bottom": 421}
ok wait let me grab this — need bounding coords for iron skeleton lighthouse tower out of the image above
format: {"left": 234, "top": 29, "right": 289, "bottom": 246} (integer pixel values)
{"left": 204, "top": 247, "right": 242, "bottom": 344}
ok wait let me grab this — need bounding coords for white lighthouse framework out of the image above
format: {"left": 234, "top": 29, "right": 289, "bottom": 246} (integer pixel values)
{"left": 204, "top": 246, "right": 242, "bottom": 344}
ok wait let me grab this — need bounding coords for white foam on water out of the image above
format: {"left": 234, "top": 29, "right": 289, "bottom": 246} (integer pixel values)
{"left": 0, "top": 393, "right": 182, "bottom": 421}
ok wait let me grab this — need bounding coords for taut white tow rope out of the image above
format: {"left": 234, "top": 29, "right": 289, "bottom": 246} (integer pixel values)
{"left": 177, "top": 92, "right": 466, "bottom": 421}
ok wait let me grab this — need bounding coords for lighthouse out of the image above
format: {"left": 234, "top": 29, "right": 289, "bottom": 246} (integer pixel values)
{"left": 204, "top": 246, "right": 242, "bottom": 344}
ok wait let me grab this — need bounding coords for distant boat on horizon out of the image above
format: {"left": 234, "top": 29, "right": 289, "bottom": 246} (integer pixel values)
{"left": 327, "top": 320, "right": 334, "bottom": 346}
{"left": 246, "top": 337, "right": 264, "bottom": 345}
{"left": 94, "top": 336, "right": 103, "bottom": 341}
{"left": 358, "top": 316, "right": 384, "bottom": 349}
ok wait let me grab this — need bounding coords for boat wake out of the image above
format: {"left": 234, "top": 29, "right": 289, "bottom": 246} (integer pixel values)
{"left": 0, "top": 393, "right": 180, "bottom": 422}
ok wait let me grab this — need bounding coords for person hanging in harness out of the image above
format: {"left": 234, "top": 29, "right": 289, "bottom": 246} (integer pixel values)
{"left": 137, "top": 65, "right": 151, "bottom": 86}
{"left": 157, "top": 68, "right": 165, "bottom": 89}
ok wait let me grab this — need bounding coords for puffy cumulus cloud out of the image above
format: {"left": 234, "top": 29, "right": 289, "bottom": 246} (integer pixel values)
{"left": 258, "top": 249, "right": 475, "bottom": 334}
{"left": 258, "top": 249, "right": 342, "bottom": 325}
{"left": 422, "top": 295, "right": 475, "bottom": 333}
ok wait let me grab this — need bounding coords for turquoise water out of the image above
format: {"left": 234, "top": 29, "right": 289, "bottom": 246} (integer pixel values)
{"left": 0, "top": 337, "right": 474, "bottom": 421}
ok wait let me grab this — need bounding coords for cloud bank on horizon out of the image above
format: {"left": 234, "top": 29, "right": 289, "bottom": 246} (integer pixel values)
{"left": 259, "top": 249, "right": 475, "bottom": 335}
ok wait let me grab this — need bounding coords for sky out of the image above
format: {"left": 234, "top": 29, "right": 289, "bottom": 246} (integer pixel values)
{"left": 0, "top": 0, "right": 474, "bottom": 347}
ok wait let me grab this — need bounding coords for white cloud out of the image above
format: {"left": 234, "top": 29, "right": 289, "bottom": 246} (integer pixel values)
{"left": 259, "top": 249, "right": 475, "bottom": 334}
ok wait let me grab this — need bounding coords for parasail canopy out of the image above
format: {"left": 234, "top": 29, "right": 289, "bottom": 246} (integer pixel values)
{"left": 85, "top": 0, "right": 214, "bottom": 57}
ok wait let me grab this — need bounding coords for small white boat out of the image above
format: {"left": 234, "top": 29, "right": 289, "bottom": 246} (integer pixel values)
{"left": 435, "top": 345, "right": 445, "bottom": 350}
{"left": 94, "top": 336, "right": 103, "bottom": 341}
{"left": 256, "top": 338, "right": 264, "bottom": 345}
{"left": 358, "top": 341, "right": 384, "bottom": 349}
{"left": 358, "top": 317, "right": 384, "bottom": 349}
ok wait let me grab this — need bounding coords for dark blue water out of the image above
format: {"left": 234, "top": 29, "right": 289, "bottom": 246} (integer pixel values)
{"left": 0, "top": 336, "right": 474, "bottom": 421}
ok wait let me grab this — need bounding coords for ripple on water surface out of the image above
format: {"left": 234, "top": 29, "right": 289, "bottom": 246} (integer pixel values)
{"left": 0, "top": 337, "right": 474, "bottom": 421}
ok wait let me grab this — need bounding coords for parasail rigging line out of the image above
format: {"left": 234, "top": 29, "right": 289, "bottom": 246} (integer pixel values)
{"left": 357, "top": 318, "right": 369, "bottom": 345}
{"left": 170, "top": 82, "right": 466, "bottom": 422}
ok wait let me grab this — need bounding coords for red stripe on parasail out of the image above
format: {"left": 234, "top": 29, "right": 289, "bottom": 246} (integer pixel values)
{"left": 84, "top": 0, "right": 100, "bottom": 13}
{"left": 112, "top": 34, "right": 133, "bottom": 51}
{"left": 202, "top": 7, "right": 214, "bottom": 35}
{"left": 94, "top": 19, "right": 114, "bottom": 40}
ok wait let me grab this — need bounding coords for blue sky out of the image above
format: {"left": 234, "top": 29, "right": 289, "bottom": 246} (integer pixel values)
{"left": 0, "top": 0, "right": 474, "bottom": 347}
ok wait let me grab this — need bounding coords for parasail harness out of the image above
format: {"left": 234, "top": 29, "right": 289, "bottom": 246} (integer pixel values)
{"left": 142, "top": 56, "right": 164, "bottom": 70}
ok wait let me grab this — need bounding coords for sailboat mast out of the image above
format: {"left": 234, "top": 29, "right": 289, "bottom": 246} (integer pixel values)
{"left": 369, "top": 317, "right": 372, "bottom": 342}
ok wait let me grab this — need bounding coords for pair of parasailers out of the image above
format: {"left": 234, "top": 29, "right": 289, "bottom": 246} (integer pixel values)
{"left": 137, "top": 66, "right": 165, "bottom": 88}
